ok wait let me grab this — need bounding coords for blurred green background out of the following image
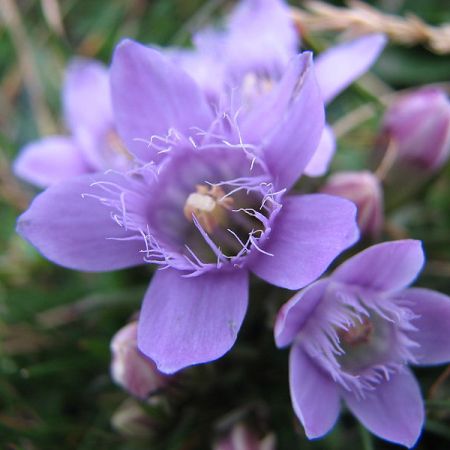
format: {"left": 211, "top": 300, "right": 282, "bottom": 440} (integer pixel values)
{"left": 0, "top": 0, "right": 449, "bottom": 449}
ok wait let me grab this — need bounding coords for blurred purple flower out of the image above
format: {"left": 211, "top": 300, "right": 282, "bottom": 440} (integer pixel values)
{"left": 214, "top": 423, "right": 275, "bottom": 450}
{"left": 275, "top": 240, "right": 450, "bottom": 447}
{"left": 381, "top": 87, "right": 450, "bottom": 172}
{"left": 321, "top": 171, "right": 383, "bottom": 237}
{"left": 111, "top": 321, "right": 168, "bottom": 399}
{"left": 14, "top": 58, "right": 131, "bottom": 188}
{"left": 170, "top": 0, "right": 386, "bottom": 176}
{"left": 17, "top": 40, "right": 359, "bottom": 374}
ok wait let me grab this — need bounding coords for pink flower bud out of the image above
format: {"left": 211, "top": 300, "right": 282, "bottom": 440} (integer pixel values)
{"left": 214, "top": 423, "right": 276, "bottom": 450}
{"left": 111, "top": 321, "right": 168, "bottom": 399}
{"left": 382, "top": 88, "right": 450, "bottom": 172}
{"left": 321, "top": 171, "right": 383, "bottom": 237}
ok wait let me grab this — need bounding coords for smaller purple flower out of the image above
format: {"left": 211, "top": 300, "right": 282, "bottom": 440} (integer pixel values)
{"left": 321, "top": 171, "right": 383, "bottom": 237}
{"left": 275, "top": 240, "right": 450, "bottom": 447}
{"left": 14, "top": 58, "right": 131, "bottom": 188}
{"left": 111, "top": 321, "right": 169, "bottom": 399}
{"left": 170, "top": 0, "right": 387, "bottom": 176}
{"left": 380, "top": 87, "right": 450, "bottom": 172}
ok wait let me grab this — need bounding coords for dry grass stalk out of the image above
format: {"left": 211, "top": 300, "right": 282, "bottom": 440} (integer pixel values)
{"left": 291, "top": 1, "right": 450, "bottom": 54}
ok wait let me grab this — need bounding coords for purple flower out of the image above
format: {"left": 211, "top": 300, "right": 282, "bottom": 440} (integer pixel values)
{"left": 14, "top": 58, "right": 131, "bottom": 188}
{"left": 380, "top": 87, "right": 450, "bottom": 172}
{"left": 321, "top": 171, "right": 383, "bottom": 237}
{"left": 17, "top": 39, "right": 359, "bottom": 374}
{"left": 170, "top": 0, "right": 387, "bottom": 176}
{"left": 275, "top": 240, "right": 450, "bottom": 447}
{"left": 111, "top": 321, "right": 169, "bottom": 399}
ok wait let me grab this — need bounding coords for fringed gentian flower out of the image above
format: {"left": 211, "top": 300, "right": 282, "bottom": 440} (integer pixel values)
{"left": 170, "top": 0, "right": 387, "bottom": 176}
{"left": 14, "top": 58, "right": 130, "bottom": 187}
{"left": 275, "top": 240, "right": 450, "bottom": 447}
{"left": 17, "top": 40, "right": 359, "bottom": 373}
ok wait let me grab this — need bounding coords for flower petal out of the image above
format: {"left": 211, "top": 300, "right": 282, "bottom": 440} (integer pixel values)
{"left": 400, "top": 288, "right": 450, "bottom": 365}
{"left": 16, "top": 174, "right": 145, "bottom": 271}
{"left": 315, "top": 34, "right": 387, "bottom": 104}
{"left": 63, "top": 58, "right": 113, "bottom": 137}
{"left": 166, "top": 46, "right": 225, "bottom": 103}
{"left": 110, "top": 39, "right": 213, "bottom": 162}
{"left": 138, "top": 268, "right": 249, "bottom": 374}
{"left": 343, "top": 369, "right": 424, "bottom": 448}
{"left": 275, "top": 279, "right": 328, "bottom": 348}
{"left": 224, "top": 0, "right": 298, "bottom": 81}
{"left": 332, "top": 240, "right": 424, "bottom": 293}
{"left": 304, "top": 125, "right": 336, "bottom": 177}
{"left": 14, "top": 136, "right": 90, "bottom": 188}
{"left": 241, "top": 53, "right": 325, "bottom": 190}
{"left": 289, "top": 345, "right": 341, "bottom": 439}
{"left": 249, "top": 194, "right": 359, "bottom": 290}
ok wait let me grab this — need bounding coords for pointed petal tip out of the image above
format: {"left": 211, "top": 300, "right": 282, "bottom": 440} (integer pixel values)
{"left": 304, "top": 427, "right": 332, "bottom": 440}
{"left": 115, "top": 37, "right": 136, "bottom": 51}
{"left": 147, "top": 347, "right": 231, "bottom": 375}
{"left": 299, "top": 50, "right": 313, "bottom": 64}
{"left": 368, "top": 32, "right": 388, "bottom": 47}
{"left": 113, "top": 38, "right": 152, "bottom": 62}
{"left": 138, "top": 330, "right": 234, "bottom": 375}
{"left": 151, "top": 358, "right": 181, "bottom": 376}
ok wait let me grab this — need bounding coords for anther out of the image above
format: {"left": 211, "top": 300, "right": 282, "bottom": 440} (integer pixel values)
{"left": 184, "top": 185, "right": 234, "bottom": 233}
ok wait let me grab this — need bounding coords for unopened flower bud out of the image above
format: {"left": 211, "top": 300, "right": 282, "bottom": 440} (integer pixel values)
{"left": 321, "top": 171, "right": 383, "bottom": 237}
{"left": 111, "top": 398, "right": 156, "bottom": 439}
{"left": 111, "top": 321, "right": 168, "bottom": 399}
{"left": 214, "top": 423, "right": 276, "bottom": 450}
{"left": 381, "top": 88, "right": 450, "bottom": 172}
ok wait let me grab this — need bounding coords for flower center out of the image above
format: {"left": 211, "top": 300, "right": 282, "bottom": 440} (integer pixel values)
{"left": 182, "top": 181, "right": 269, "bottom": 264}
{"left": 299, "top": 283, "right": 419, "bottom": 396}
{"left": 183, "top": 185, "right": 234, "bottom": 234}
{"left": 339, "top": 317, "right": 374, "bottom": 347}
{"left": 240, "top": 73, "right": 274, "bottom": 108}
{"left": 337, "top": 314, "right": 394, "bottom": 375}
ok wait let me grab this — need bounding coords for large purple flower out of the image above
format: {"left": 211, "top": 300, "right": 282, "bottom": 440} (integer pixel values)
{"left": 17, "top": 40, "right": 359, "bottom": 374}
{"left": 276, "top": 240, "right": 450, "bottom": 447}
{"left": 14, "top": 58, "right": 131, "bottom": 187}
{"left": 170, "top": 0, "right": 386, "bottom": 176}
